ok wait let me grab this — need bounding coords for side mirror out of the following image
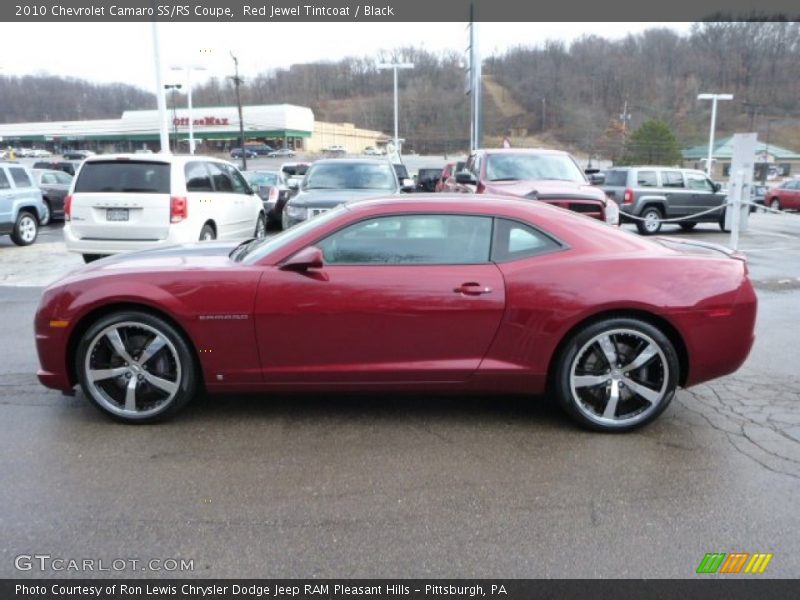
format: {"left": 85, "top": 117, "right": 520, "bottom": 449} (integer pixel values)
{"left": 713, "top": 182, "right": 722, "bottom": 192}
{"left": 455, "top": 171, "right": 476, "bottom": 185}
{"left": 401, "top": 178, "right": 415, "bottom": 193}
{"left": 280, "top": 246, "right": 324, "bottom": 271}
{"left": 288, "top": 180, "right": 299, "bottom": 190}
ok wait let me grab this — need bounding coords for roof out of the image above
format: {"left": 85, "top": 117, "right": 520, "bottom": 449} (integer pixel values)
{"left": 0, "top": 104, "right": 315, "bottom": 142}
{"left": 476, "top": 147, "right": 570, "bottom": 156}
{"left": 682, "top": 136, "right": 800, "bottom": 160}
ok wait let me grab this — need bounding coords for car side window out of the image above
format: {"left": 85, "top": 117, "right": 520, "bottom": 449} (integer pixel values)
{"left": 0, "top": 169, "right": 10, "bottom": 190}
{"left": 317, "top": 214, "right": 493, "bottom": 265}
{"left": 636, "top": 171, "right": 657, "bottom": 187}
{"left": 206, "top": 163, "right": 235, "bottom": 192}
{"left": 686, "top": 173, "right": 714, "bottom": 192}
{"left": 224, "top": 164, "right": 250, "bottom": 194}
{"left": 9, "top": 168, "right": 32, "bottom": 188}
{"left": 40, "top": 173, "right": 56, "bottom": 185}
{"left": 491, "top": 219, "right": 561, "bottom": 262}
{"left": 184, "top": 162, "right": 213, "bottom": 192}
{"left": 661, "top": 171, "right": 685, "bottom": 188}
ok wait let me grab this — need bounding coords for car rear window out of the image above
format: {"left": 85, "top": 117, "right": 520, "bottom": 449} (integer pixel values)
{"left": 74, "top": 161, "right": 171, "bottom": 193}
{"left": 604, "top": 170, "right": 628, "bottom": 186}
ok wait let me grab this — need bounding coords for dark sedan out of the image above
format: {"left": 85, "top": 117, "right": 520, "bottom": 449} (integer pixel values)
{"left": 32, "top": 168, "right": 73, "bottom": 225}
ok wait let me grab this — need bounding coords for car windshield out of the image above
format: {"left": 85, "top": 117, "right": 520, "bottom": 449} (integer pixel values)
{"left": 304, "top": 162, "right": 396, "bottom": 190}
{"left": 237, "top": 205, "right": 348, "bottom": 264}
{"left": 485, "top": 153, "right": 585, "bottom": 183}
{"left": 246, "top": 171, "right": 278, "bottom": 186}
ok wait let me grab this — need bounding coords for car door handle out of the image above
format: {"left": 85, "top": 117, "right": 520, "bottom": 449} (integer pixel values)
{"left": 454, "top": 282, "right": 492, "bottom": 296}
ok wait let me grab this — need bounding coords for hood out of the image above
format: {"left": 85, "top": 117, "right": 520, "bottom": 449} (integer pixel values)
{"left": 482, "top": 179, "right": 607, "bottom": 203}
{"left": 290, "top": 188, "right": 396, "bottom": 208}
{"left": 72, "top": 242, "right": 240, "bottom": 276}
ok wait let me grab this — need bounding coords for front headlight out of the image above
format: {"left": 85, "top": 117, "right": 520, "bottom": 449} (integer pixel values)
{"left": 605, "top": 199, "right": 620, "bottom": 226}
{"left": 286, "top": 205, "right": 308, "bottom": 220}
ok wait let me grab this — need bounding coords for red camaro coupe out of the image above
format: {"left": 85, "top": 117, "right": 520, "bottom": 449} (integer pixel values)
{"left": 35, "top": 196, "right": 757, "bottom": 431}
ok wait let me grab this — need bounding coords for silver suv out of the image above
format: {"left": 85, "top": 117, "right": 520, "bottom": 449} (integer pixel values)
{"left": 0, "top": 162, "right": 46, "bottom": 246}
{"left": 602, "top": 167, "right": 726, "bottom": 235}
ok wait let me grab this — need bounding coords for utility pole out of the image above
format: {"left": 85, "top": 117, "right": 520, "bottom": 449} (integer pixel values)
{"left": 229, "top": 52, "right": 247, "bottom": 171}
{"left": 164, "top": 84, "right": 182, "bottom": 152}
{"left": 150, "top": 21, "right": 170, "bottom": 153}
{"left": 541, "top": 98, "right": 546, "bottom": 131}
{"left": 467, "top": 2, "right": 482, "bottom": 151}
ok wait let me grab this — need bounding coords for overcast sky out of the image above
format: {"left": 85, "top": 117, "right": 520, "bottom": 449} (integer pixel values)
{"left": 1, "top": 22, "right": 692, "bottom": 92}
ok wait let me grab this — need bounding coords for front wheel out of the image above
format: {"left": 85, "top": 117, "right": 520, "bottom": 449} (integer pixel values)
{"left": 10, "top": 211, "right": 38, "bottom": 246}
{"left": 636, "top": 207, "right": 662, "bottom": 235}
{"left": 770, "top": 198, "right": 781, "bottom": 211}
{"left": 75, "top": 311, "right": 198, "bottom": 423}
{"left": 553, "top": 318, "right": 679, "bottom": 432}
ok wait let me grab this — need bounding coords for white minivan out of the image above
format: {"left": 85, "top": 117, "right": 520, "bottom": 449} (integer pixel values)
{"left": 64, "top": 154, "right": 266, "bottom": 262}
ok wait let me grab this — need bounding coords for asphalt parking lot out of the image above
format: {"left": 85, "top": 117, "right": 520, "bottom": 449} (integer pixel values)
{"left": 1, "top": 192, "right": 799, "bottom": 578}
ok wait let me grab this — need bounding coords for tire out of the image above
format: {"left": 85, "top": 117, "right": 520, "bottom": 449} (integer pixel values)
{"left": 40, "top": 200, "right": 52, "bottom": 226}
{"left": 635, "top": 207, "right": 662, "bottom": 235}
{"left": 199, "top": 223, "right": 216, "bottom": 241}
{"left": 718, "top": 209, "right": 729, "bottom": 232}
{"left": 553, "top": 317, "right": 679, "bottom": 432}
{"left": 678, "top": 222, "right": 697, "bottom": 231}
{"left": 75, "top": 310, "right": 198, "bottom": 424}
{"left": 82, "top": 254, "right": 106, "bottom": 264}
{"left": 254, "top": 213, "right": 267, "bottom": 239}
{"left": 10, "top": 211, "right": 38, "bottom": 246}
{"left": 770, "top": 198, "right": 781, "bottom": 211}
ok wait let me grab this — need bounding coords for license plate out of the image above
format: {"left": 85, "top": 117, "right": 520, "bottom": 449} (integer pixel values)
{"left": 309, "top": 208, "right": 329, "bottom": 218}
{"left": 106, "top": 208, "right": 129, "bottom": 221}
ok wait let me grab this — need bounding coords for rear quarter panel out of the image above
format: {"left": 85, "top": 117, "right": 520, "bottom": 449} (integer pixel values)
{"left": 482, "top": 250, "right": 752, "bottom": 392}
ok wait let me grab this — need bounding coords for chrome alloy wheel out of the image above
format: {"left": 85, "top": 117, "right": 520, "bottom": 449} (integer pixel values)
{"left": 83, "top": 321, "right": 182, "bottom": 419}
{"left": 18, "top": 214, "right": 37, "bottom": 243}
{"left": 568, "top": 328, "right": 669, "bottom": 428}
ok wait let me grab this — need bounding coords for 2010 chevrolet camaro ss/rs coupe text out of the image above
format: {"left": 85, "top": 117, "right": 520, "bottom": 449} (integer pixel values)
{"left": 34, "top": 195, "right": 757, "bottom": 431}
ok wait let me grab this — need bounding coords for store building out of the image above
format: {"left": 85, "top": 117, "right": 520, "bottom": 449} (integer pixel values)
{"left": 683, "top": 136, "right": 800, "bottom": 180}
{"left": 0, "top": 104, "right": 387, "bottom": 155}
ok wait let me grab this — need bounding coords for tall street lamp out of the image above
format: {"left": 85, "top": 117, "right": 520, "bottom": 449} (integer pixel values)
{"left": 170, "top": 64, "right": 207, "bottom": 154}
{"left": 697, "top": 93, "right": 734, "bottom": 176}
{"left": 376, "top": 62, "right": 414, "bottom": 154}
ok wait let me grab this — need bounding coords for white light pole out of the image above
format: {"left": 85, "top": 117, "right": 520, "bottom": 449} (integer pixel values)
{"left": 171, "top": 64, "right": 207, "bottom": 154}
{"left": 377, "top": 62, "right": 414, "bottom": 154}
{"left": 150, "top": 22, "right": 170, "bottom": 153}
{"left": 697, "top": 93, "right": 734, "bottom": 177}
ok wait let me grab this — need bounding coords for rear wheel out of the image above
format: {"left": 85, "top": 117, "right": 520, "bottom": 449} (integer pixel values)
{"left": 10, "top": 211, "right": 38, "bottom": 246}
{"left": 254, "top": 213, "right": 267, "bottom": 239}
{"left": 199, "top": 223, "right": 216, "bottom": 241}
{"left": 76, "top": 311, "right": 197, "bottom": 423}
{"left": 678, "top": 222, "right": 697, "bottom": 231}
{"left": 636, "top": 207, "right": 662, "bottom": 235}
{"left": 553, "top": 317, "right": 679, "bottom": 432}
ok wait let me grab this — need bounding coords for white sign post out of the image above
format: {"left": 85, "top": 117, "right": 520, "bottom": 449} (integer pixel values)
{"left": 725, "top": 133, "right": 757, "bottom": 249}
